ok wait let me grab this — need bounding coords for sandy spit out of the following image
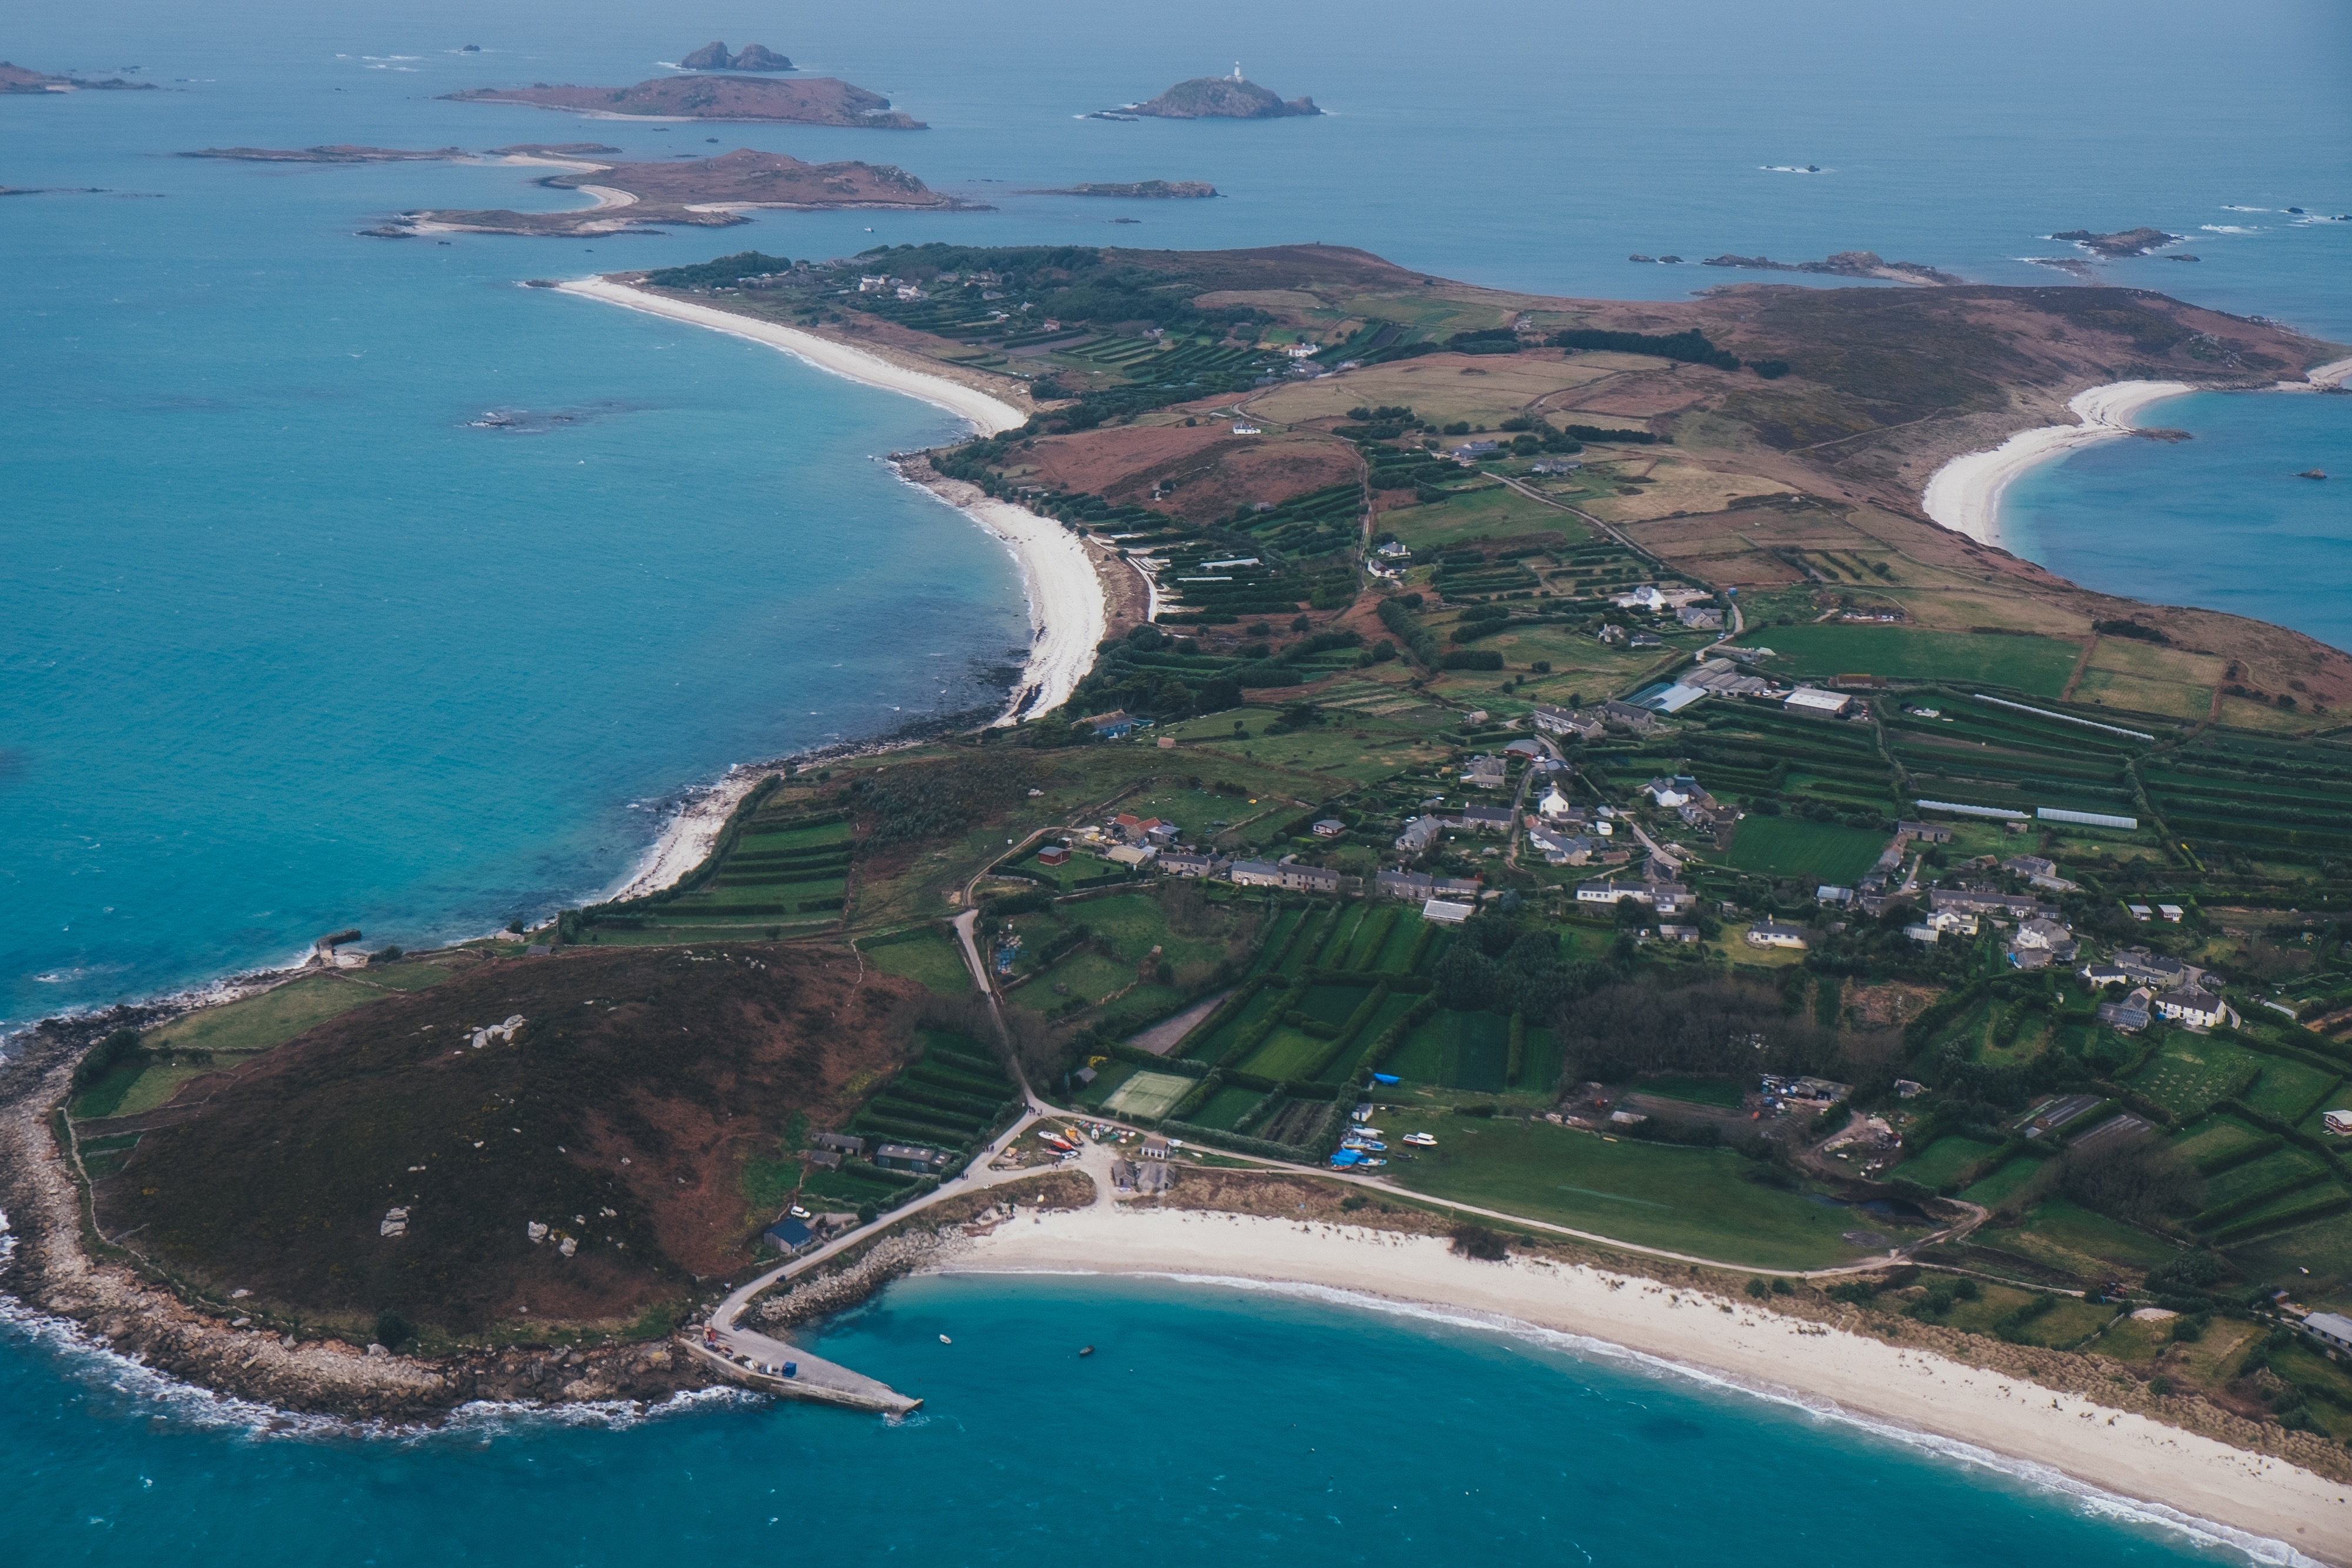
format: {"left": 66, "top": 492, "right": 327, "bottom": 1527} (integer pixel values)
{"left": 553, "top": 279, "right": 1025, "bottom": 432}
{"left": 1921, "top": 381, "right": 2196, "bottom": 547}
{"left": 944, "top": 1207, "right": 2350, "bottom": 1563}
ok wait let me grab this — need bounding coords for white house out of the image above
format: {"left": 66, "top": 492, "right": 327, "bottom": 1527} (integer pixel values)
{"left": 2323, "top": 1109, "right": 2352, "bottom": 1137}
{"left": 1538, "top": 785, "right": 1575, "bottom": 820}
{"left": 1745, "top": 922, "right": 1809, "bottom": 950}
{"left": 2154, "top": 988, "right": 2226, "bottom": 1029}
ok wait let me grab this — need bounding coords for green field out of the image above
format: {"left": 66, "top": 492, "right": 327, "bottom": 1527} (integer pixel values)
{"left": 1384, "top": 1114, "right": 1878, "bottom": 1269}
{"left": 862, "top": 926, "right": 973, "bottom": 996}
{"left": 1897, "top": 1135, "right": 2003, "bottom": 1191}
{"left": 2128, "top": 1034, "right": 2261, "bottom": 1119}
{"left": 2243, "top": 1058, "right": 2341, "bottom": 1124}
{"left": 1723, "top": 815, "right": 1888, "bottom": 885}
{"left": 1960, "top": 1156, "right": 2044, "bottom": 1208}
{"left": 1639, "top": 1076, "right": 1743, "bottom": 1109}
{"left": 1384, "top": 1008, "right": 1513, "bottom": 1092}
{"left": 1734, "top": 625, "right": 2081, "bottom": 697}
{"left": 1379, "top": 486, "right": 1585, "bottom": 553}
{"left": 1189, "top": 1085, "right": 1271, "bottom": 1130}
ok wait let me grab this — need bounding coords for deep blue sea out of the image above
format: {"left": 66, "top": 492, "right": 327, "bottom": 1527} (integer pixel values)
{"left": 4, "top": 1, "right": 2350, "bottom": 1553}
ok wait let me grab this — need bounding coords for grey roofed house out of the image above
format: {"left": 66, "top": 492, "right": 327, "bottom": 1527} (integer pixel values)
{"left": 1929, "top": 887, "right": 2044, "bottom": 920}
{"left": 2079, "top": 961, "right": 2129, "bottom": 987}
{"left": 814, "top": 1132, "right": 867, "bottom": 1156}
{"left": 2305, "top": 1312, "right": 2352, "bottom": 1353}
{"left": 805, "top": 1149, "right": 843, "bottom": 1171}
{"left": 1598, "top": 700, "right": 1658, "bottom": 730}
{"left": 1462, "top": 755, "right": 1508, "bottom": 787}
{"left": 1378, "top": 869, "right": 1481, "bottom": 901}
{"left": 1157, "top": 851, "right": 1225, "bottom": 878}
{"left": 1453, "top": 805, "right": 1514, "bottom": 832}
{"left": 2114, "top": 947, "right": 2197, "bottom": 987}
{"left": 1530, "top": 705, "right": 1606, "bottom": 740}
{"left": 1276, "top": 862, "right": 1341, "bottom": 892}
{"left": 2002, "top": 855, "right": 2058, "bottom": 880}
{"left": 1227, "top": 859, "right": 1284, "bottom": 887}
{"left": 1395, "top": 816, "right": 1442, "bottom": 854}
{"left": 1895, "top": 820, "right": 1953, "bottom": 842}
{"left": 874, "top": 1142, "right": 951, "bottom": 1173}
{"left": 1676, "top": 604, "right": 1724, "bottom": 629}
{"left": 1311, "top": 818, "right": 1346, "bottom": 837}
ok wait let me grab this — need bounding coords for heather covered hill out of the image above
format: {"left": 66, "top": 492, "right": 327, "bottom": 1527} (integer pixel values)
{"left": 92, "top": 945, "right": 926, "bottom": 1335}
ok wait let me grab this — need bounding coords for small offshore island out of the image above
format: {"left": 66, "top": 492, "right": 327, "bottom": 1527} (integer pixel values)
{"left": 443, "top": 74, "right": 924, "bottom": 128}
{"left": 1120, "top": 71, "right": 1321, "bottom": 119}
{"left": 13, "top": 236, "right": 2352, "bottom": 1547}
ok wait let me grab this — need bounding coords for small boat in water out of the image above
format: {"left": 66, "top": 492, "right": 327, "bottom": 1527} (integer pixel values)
{"left": 939, "top": 1334, "right": 953, "bottom": 1345}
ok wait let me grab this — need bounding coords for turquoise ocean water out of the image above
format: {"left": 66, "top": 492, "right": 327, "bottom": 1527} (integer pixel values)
{"left": 0, "top": 1270, "right": 2300, "bottom": 1565}
{"left": 4, "top": 1, "right": 2350, "bottom": 1553}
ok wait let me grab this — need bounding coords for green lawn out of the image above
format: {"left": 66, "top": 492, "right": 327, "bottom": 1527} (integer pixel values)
{"left": 1639, "top": 1076, "right": 1743, "bottom": 1109}
{"left": 1960, "top": 1156, "right": 2044, "bottom": 1208}
{"left": 1190, "top": 1086, "right": 1271, "bottom": 1131}
{"left": 1723, "top": 815, "right": 1887, "bottom": 886}
{"left": 1385, "top": 1008, "right": 1514, "bottom": 1092}
{"left": 862, "top": 926, "right": 973, "bottom": 996}
{"left": 2012, "top": 1198, "right": 2181, "bottom": 1272}
{"left": 1382, "top": 1114, "right": 1878, "bottom": 1269}
{"left": 1732, "top": 624, "right": 2082, "bottom": 698}
{"left": 1897, "top": 1136, "right": 2004, "bottom": 1191}
{"left": 1241, "top": 1025, "right": 1338, "bottom": 1080}
{"left": 2243, "top": 1059, "right": 2341, "bottom": 1124}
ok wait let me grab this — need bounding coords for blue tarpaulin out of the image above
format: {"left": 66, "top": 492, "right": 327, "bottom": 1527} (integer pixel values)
{"left": 1328, "top": 1149, "right": 1363, "bottom": 1166}
{"left": 1371, "top": 1073, "right": 1400, "bottom": 1085}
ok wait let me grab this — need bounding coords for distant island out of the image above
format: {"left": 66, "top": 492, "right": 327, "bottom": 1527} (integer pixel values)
{"left": 2050, "top": 226, "right": 2180, "bottom": 259}
{"left": 678, "top": 41, "right": 793, "bottom": 71}
{"left": 1, "top": 59, "right": 158, "bottom": 92}
{"left": 1124, "top": 72, "right": 1319, "bottom": 119}
{"left": 1700, "top": 250, "right": 1965, "bottom": 285}
{"left": 1028, "top": 180, "right": 1217, "bottom": 199}
{"left": 489, "top": 142, "right": 623, "bottom": 158}
{"left": 444, "top": 75, "right": 924, "bottom": 128}
{"left": 182, "top": 145, "right": 470, "bottom": 164}
{"left": 370, "top": 147, "right": 984, "bottom": 238}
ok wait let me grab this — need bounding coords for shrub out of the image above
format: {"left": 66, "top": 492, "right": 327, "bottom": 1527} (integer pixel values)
{"left": 1745, "top": 1277, "right": 1769, "bottom": 1299}
{"left": 1770, "top": 1278, "right": 1794, "bottom": 1295}
{"left": 73, "top": 1028, "right": 142, "bottom": 1092}
{"left": 1449, "top": 1223, "right": 1509, "bottom": 1261}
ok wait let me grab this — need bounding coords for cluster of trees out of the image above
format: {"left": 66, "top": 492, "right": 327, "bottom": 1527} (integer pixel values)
{"left": 646, "top": 250, "right": 796, "bottom": 289}
{"left": 846, "top": 754, "right": 1041, "bottom": 850}
{"left": 1552, "top": 326, "right": 1740, "bottom": 372}
{"left": 1429, "top": 914, "right": 1613, "bottom": 1024}
{"left": 1552, "top": 977, "right": 1842, "bottom": 1086}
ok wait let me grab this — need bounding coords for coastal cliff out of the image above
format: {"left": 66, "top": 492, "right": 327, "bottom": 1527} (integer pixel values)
{"left": 679, "top": 41, "right": 793, "bottom": 72}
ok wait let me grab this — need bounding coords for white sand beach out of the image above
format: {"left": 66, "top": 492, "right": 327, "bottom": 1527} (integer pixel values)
{"left": 903, "top": 473, "right": 1106, "bottom": 723}
{"left": 948, "top": 1208, "right": 2349, "bottom": 1562}
{"left": 1922, "top": 381, "right": 2196, "bottom": 547}
{"left": 554, "top": 279, "right": 1026, "bottom": 433}
{"left": 601, "top": 768, "right": 767, "bottom": 904}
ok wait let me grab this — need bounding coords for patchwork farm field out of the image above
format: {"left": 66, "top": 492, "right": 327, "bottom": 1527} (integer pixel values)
{"left": 1736, "top": 626, "right": 2080, "bottom": 697}
{"left": 1722, "top": 815, "right": 1887, "bottom": 885}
